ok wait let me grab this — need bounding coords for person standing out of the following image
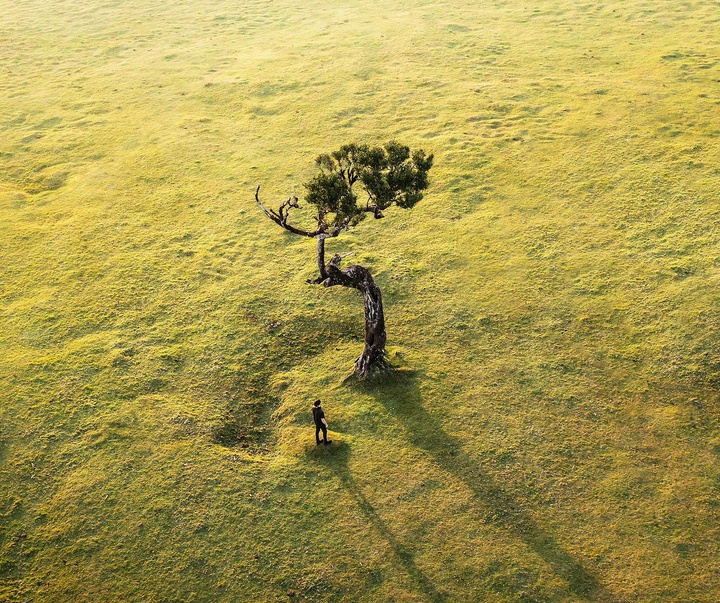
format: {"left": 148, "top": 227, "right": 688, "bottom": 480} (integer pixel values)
{"left": 312, "top": 400, "right": 331, "bottom": 445}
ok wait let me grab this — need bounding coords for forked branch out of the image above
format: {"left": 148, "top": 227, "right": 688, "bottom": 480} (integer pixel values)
{"left": 255, "top": 185, "right": 321, "bottom": 237}
{"left": 255, "top": 185, "right": 351, "bottom": 238}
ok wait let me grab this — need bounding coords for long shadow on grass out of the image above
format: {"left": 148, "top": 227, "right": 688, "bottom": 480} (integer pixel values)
{"left": 314, "top": 442, "right": 448, "bottom": 602}
{"left": 354, "top": 369, "right": 620, "bottom": 603}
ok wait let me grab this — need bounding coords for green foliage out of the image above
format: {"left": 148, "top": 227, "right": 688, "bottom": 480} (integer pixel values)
{"left": 304, "top": 141, "right": 434, "bottom": 231}
{"left": 304, "top": 171, "right": 357, "bottom": 227}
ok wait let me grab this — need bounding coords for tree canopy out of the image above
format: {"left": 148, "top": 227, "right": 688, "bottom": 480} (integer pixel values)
{"left": 257, "top": 141, "right": 433, "bottom": 239}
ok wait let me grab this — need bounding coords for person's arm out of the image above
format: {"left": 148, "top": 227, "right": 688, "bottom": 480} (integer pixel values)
{"left": 322, "top": 417, "right": 328, "bottom": 427}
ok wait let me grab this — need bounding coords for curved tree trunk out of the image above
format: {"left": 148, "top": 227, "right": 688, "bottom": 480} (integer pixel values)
{"left": 316, "top": 234, "right": 328, "bottom": 281}
{"left": 352, "top": 268, "right": 388, "bottom": 379}
{"left": 321, "top": 251, "right": 389, "bottom": 379}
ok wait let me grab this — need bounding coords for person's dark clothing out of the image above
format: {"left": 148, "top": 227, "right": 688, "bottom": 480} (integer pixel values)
{"left": 313, "top": 406, "right": 327, "bottom": 444}
{"left": 315, "top": 423, "right": 327, "bottom": 444}
{"left": 312, "top": 406, "right": 325, "bottom": 426}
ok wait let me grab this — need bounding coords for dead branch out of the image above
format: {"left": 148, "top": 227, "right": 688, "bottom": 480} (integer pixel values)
{"left": 255, "top": 185, "right": 322, "bottom": 238}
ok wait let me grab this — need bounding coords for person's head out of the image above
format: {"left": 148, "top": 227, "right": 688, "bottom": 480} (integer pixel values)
{"left": 313, "top": 399, "right": 321, "bottom": 407}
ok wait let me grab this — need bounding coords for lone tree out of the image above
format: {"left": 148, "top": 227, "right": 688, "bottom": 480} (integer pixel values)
{"left": 256, "top": 141, "right": 433, "bottom": 379}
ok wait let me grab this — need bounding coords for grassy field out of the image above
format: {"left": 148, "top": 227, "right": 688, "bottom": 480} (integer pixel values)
{"left": 2, "top": 0, "right": 720, "bottom": 601}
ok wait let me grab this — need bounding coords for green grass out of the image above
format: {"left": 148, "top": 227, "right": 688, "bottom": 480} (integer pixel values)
{"left": 2, "top": 0, "right": 720, "bottom": 601}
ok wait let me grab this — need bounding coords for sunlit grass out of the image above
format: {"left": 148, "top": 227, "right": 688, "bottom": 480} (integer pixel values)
{"left": 2, "top": 0, "right": 720, "bottom": 601}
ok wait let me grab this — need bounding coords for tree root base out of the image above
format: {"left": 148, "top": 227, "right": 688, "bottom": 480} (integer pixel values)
{"left": 352, "top": 352, "right": 393, "bottom": 381}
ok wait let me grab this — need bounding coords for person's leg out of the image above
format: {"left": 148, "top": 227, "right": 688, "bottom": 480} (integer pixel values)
{"left": 315, "top": 424, "right": 322, "bottom": 444}
{"left": 320, "top": 424, "right": 327, "bottom": 443}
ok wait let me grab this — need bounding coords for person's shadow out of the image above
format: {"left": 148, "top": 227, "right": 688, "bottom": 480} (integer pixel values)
{"left": 351, "top": 369, "right": 622, "bottom": 603}
{"left": 312, "top": 441, "right": 450, "bottom": 602}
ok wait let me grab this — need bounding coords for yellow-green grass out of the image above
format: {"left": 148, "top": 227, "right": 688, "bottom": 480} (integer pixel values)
{"left": 2, "top": 0, "right": 720, "bottom": 601}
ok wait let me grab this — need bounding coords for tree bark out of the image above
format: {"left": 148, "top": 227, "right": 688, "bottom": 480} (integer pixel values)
{"left": 316, "top": 235, "right": 328, "bottom": 281}
{"left": 322, "top": 254, "right": 389, "bottom": 379}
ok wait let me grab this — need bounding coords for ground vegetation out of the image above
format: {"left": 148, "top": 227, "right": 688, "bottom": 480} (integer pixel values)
{"left": 1, "top": 0, "right": 720, "bottom": 601}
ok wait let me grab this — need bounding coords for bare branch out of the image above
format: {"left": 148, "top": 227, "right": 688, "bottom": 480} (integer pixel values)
{"left": 255, "top": 185, "right": 323, "bottom": 237}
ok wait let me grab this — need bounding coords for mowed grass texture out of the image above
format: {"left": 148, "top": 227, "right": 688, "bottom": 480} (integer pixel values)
{"left": 2, "top": 0, "right": 720, "bottom": 601}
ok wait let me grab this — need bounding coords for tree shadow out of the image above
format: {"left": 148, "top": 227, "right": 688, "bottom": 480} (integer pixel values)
{"left": 312, "top": 442, "right": 449, "bottom": 602}
{"left": 353, "top": 369, "right": 622, "bottom": 603}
